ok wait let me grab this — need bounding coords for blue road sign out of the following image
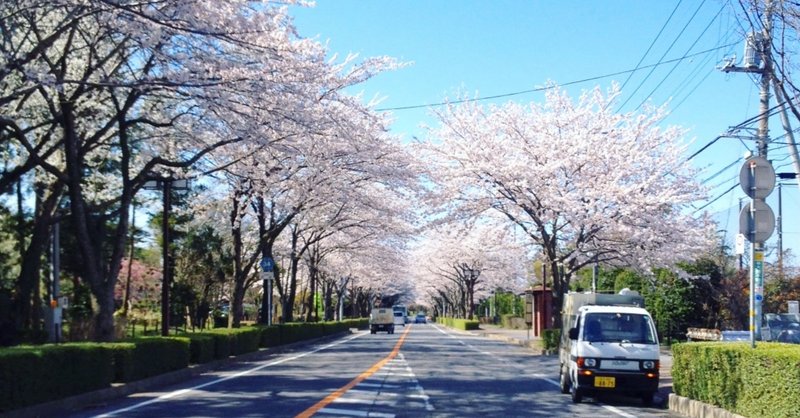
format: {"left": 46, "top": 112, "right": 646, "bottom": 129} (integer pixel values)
{"left": 260, "top": 257, "right": 275, "bottom": 271}
{"left": 756, "top": 294, "right": 763, "bottom": 302}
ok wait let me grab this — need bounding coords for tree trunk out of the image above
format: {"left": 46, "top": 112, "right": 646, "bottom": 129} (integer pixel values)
{"left": 285, "top": 253, "right": 299, "bottom": 322}
{"left": 13, "top": 182, "right": 61, "bottom": 336}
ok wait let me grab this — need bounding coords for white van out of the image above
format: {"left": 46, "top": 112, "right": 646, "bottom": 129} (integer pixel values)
{"left": 559, "top": 292, "right": 660, "bottom": 405}
{"left": 393, "top": 311, "right": 406, "bottom": 327}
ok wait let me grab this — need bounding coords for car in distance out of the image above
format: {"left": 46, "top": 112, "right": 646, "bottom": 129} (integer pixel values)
{"left": 415, "top": 313, "right": 426, "bottom": 324}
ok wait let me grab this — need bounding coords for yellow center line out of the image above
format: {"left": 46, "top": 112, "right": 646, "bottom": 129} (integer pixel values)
{"left": 295, "top": 325, "right": 412, "bottom": 418}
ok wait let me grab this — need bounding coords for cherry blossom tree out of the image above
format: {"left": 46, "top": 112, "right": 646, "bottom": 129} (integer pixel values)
{"left": 412, "top": 222, "right": 529, "bottom": 319}
{"left": 1, "top": 0, "right": 404, "bottom": 339}
{"left": 420, "top": 85, "right": 716, "bottom": 327}
{"left": 189, "top": 75, "right": 418, "bottom": 325}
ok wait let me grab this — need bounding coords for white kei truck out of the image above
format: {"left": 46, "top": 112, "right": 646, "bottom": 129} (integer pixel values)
{"left": 369, "top": 307, "right": 395, "bottom": 334}
{"left": 558, "top": 290, "right": 660, "bottom": 405}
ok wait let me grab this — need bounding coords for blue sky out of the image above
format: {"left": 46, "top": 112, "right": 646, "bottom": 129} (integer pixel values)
{"left": 289, "top": 1, "right": 800, "bottom": 263}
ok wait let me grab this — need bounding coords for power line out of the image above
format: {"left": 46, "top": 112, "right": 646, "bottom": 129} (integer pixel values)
{"left": 634, "top": 2, "right": 727, "bottom": 112}
{"left": 702, "top": 158, "right": 742, "bottom": 184}
{"left": 374, "top": 43, "right": 738, "bottom": 112}
{"left": 619, "top": 0, "right": 684, "bottom": 92}
{"left": 695, "top": 182, "right": 740, "bottom": 213}
{"left": 616, "top": 0, "right": 708, "bottom": 112}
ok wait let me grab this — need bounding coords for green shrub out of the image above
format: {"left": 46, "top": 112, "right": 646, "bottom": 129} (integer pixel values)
{"left": 257, "top": 325, "right": 281, "bottom": 347}
{"left": 183, "top": 334, "right": 215, "bottom": 364}
{"left": 280, "top": 323, "right": 305, "bottom": 344}
{"left": 206, "top": 331, "right": 234, "bottom": 359}
{"left": 0, "top": 344, "right": 114, "bottom": 412}
{"left": 541, "top": 328, "right": 561, "bottom": 350}
{"left": 230, "top": 327, "right": 261, "bottom": 355}
{"left": 436, "top": 317, "right": 479, "bottom": 330}
{"left": 673, "top": 342, "right": 800, "bottom": 417}
{"left": 343, "top": 318, "right": 369, "bottom": 330}
{"left": 114, "top": 337, "right": 190, "bottom": 382}
{"left": 102, "top": 342, "right": 136, "bottom": 382}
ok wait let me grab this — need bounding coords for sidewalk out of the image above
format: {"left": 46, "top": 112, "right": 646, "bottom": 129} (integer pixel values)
{"left": 466, "top": 324, "right": 674, "bottom": 408}
{"left": 468, "top": 324, "right": 545, "bottom": 351}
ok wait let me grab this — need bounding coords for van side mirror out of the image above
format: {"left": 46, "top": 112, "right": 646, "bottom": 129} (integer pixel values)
{"left": 568, "top": 327, "right": 578, "bottom": 340}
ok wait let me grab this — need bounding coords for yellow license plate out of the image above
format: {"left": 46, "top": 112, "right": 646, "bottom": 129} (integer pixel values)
{"left": 594, "top": 376, "right": 616, "bottom": 388}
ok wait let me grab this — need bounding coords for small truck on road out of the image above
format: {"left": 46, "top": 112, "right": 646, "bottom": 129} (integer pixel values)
{"left": 369, "top": 307, "right": 395, "bottom": 334}
{"left": 559, "top": 290, "right": 660, "bottom": 405}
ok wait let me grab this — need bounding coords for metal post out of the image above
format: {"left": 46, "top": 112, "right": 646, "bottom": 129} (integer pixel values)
{"left": 592, "top": 263, "right": 599, "bottom": 293}
{"left": 51, "top": 220, "right": 61, "bottom": 343}
{"left": 778, "top": 183, "right": 783, "bottom": 280}
{"left": 738, "top": 198, "right": 744, "bottom": 271}
{"left": 161, "top": 179, "right": 171, "bottom": 337}
{"left": 267, "top": 276, "right": 273, "bottom": 326}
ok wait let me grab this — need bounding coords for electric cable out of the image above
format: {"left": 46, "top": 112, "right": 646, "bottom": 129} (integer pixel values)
{"left": 695, "top": 182, "right": 740, "bottom": 212}
{"left": 618, "top": 0, "right": 684, "bottom": 92}
{"left": 634, "top": 2, "right": 727, "bottom": 112}
{"left": 616, "top": 0, "right": 708, "bottom": 112}
{"left": 703, "top": 158, "right": 742, "bottom": 184}
{"left": 375, "top": 43, "right": 738, "bottom": 112}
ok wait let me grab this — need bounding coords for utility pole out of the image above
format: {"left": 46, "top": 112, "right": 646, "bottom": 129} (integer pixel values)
{"left": 753, "top": 1, "right": 773, "bottom": 345}
{"left": 722, "top": 1, "right": 774, "bottom": 347}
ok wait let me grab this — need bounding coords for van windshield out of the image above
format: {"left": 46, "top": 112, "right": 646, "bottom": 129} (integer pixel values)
{"left": 583, "top": 312, "right": 657, "bottom": 344}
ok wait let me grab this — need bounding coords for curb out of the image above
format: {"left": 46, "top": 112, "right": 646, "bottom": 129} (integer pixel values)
{"left": 668, "top": 394, "right": 746, "bottom": 418}
{"left": 2, "top": 330, "right": 358, "bottom": 418}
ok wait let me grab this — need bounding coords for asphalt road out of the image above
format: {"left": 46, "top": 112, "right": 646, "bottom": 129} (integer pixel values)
{"left": 64, "top": 324, "right": 683, "bottom": 418}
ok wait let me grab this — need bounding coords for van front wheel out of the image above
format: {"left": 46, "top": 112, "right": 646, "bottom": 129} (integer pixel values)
{"left": 559, "top": 365, "right": 570, "bottom": 394}
{"left": 570, "top": 381, "right": 583, "bottom": 403}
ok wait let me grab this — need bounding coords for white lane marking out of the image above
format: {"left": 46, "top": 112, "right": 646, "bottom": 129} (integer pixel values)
{"left": 345, "top": 389, "right": 399, "bottom": 397}
{"left": 531, "top": 372, "right": 560, "bottom": 387}
{"left": 530, "top": 373, "right": 639, "bottom": 418}
{"left": 357, "top": 383, "right": 401, "bottom": 389}
{"left": 599, "top": 405, "right": 638, "bottom": 418}
{"left": 434, "top": 326, "right": 640, "bottom": 418}
{"left": 332, "top": 397, "right": 396, "bottom": 406}
{"left": 336, "top": 352, "right": 434, "bottom": 413}
{"left": 94, "top": 332, "right": 366, "bottom": 417}
{"left": 319, "top": 407, "right": 395, "bottom": 417}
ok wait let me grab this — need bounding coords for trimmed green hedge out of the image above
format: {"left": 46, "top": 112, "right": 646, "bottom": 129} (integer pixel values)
{"left": 1, "top": 319, "right": 365, "bottom": 413}
{"left": 436, "top": 317, "right": 480, "bottom": 330}
{"left": 673, "top": 341, "right": 800, "bottom": 417}
{"left": 184, "top": 334, "right": 215, "bottom": 364}
{"left": 0, "top": 344, "right": 114, "bottom": 412}
{"left": 256, "top": 325, "right": 281, "bottom": 347}
{"left": 113, "top": 337, "right": 190, "bottom": 382}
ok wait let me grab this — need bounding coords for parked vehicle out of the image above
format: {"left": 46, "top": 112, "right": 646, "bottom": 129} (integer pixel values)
{"left": 370, "top": 308, "right": 395, "bottom": 334}
{"left": 559, "top": 290, "right": 660, "bottom": 405}
{"left": 777, "top": 323, "right": 800, "bottom": 344}
{"left": 415, "top": 313, "right": 427, "bottom": 324}
{"left": 763, "top": 313, "right": 800, "bottom": 341}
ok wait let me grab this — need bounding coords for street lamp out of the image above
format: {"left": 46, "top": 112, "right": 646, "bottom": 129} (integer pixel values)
{"left": 144, "top": 174, "right": 190, "bottom": 336}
